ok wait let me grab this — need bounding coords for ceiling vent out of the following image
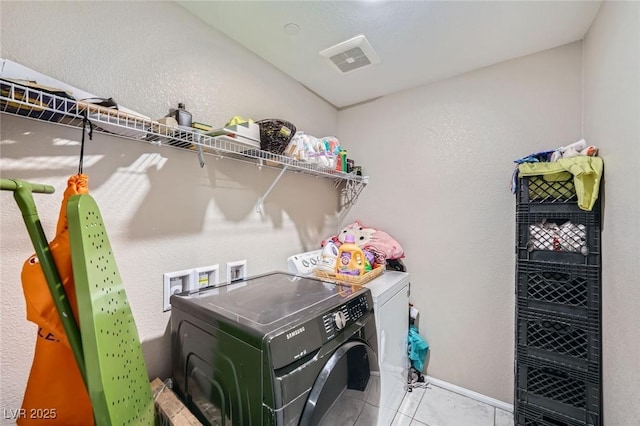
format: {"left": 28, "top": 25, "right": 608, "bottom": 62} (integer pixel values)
{"left": 319, "top": 35, "right": 381, "bottom": 74}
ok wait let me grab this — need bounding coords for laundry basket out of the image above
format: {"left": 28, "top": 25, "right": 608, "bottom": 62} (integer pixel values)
{"left": 256, "top": 119, "right": 296, "bottom": 155}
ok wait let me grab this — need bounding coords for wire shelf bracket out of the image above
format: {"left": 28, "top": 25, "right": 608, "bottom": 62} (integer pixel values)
{"left": 256, "top": 165, "right": 289, "bottom": 214}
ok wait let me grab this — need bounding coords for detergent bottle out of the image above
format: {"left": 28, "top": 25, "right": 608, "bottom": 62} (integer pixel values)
{"left": 316, "top": 241, "right": 339, "bottom": 273}
{"left": 335, "top": 234, "right": 365, "bottom": 277}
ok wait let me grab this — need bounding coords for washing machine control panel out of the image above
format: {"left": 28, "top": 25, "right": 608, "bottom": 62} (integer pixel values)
{"left": 267, "top": 291, "right": 373, "bottom": 370}
{"left": 321, "top": 294, "right": 370, "bottom": 340}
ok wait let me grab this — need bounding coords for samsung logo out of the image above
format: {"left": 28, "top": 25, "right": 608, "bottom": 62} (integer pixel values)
{"left": 286, "top": 327, "right": 305, "bottom": 340}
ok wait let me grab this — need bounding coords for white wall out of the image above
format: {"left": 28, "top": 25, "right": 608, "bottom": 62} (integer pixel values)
{"left": 339, "top": 42, "right": 583, "bottom": 403}
{"left": 583, "top": 2, "right": 640, "bottom": 425}
{"left": 0, "top": 2, "right": 340, "bottom": 419}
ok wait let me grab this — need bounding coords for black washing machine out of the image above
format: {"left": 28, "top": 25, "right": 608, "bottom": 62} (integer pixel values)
{"left": 171, "top": 272, "right": 380, "bottom": 425}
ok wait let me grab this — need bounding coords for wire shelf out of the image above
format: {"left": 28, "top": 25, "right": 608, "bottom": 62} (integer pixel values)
{"left": 0, "top": 80, "right": 369, "bottom": 187}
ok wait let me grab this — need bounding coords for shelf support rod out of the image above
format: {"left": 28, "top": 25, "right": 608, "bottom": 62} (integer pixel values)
{"left": 256, "top": 166, "right": 289, "bottom": 214}
{"left": 193, "top": 133, "right": 206, "bottom": 168}
{"left": 196, "top": 145, "right": 205, "bottom": 168}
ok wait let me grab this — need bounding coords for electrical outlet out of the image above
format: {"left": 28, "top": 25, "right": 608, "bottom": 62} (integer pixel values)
{"left": 226, "top": 260, "right": 247, "bottom": 283}
{"left": 192, "top": 264, "right": 220, "bottom": 289}
{"left": 163, "top": 269, "right": 193, "bottom": 312}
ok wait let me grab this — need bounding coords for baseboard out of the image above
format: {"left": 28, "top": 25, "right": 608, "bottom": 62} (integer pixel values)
{"left": 425, "top": 375, "right": 514, "bottom": 413}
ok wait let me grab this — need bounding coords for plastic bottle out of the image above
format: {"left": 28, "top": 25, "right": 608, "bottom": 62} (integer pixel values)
{"left": 316, "top": 241, "right": 339, "bottom": 273}
{"left": 340, "top": 150, "right": 348, "bottom": 172}
{"left": 335, "top": 234, "right": 365, "bottom": 277}
{"left": 173, "top": 103, "right": 192, "bottom": 127}
{"left": 363, "top": 249, "right": 374, "bottom": 272}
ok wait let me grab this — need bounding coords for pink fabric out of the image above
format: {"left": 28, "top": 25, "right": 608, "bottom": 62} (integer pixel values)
{"left": 336, "top": 221, "right": 404, "bottom": 260}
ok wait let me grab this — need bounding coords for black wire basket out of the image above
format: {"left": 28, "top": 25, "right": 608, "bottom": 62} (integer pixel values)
{"left": 256, "top": 119, "right": 296, "bottom": 155}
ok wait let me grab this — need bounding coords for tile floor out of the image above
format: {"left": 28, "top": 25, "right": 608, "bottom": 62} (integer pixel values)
{"left": 391, "top": 384, "right": 515, "bottom": 426}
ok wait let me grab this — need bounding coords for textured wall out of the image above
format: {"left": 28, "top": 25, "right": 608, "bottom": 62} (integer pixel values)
{"left": 338, "top": 42, "right": 583, "bottom": 403}
{"left": 583, "top": 2, "right": 640, "bottom": 424}
{"left": 0, "top": 1, "right": 339, "bottom": 419}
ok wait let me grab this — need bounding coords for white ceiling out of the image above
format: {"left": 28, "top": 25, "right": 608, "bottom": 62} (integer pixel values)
{"left": 178, "top": 1, "right": 602, "bottom": 109}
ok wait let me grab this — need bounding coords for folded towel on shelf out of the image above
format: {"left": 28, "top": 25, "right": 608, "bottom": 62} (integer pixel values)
{"left": 518, "top": 156, "right": 603, "bottom": 211}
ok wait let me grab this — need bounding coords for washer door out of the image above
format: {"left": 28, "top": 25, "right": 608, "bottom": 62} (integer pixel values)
{"left": 299, "top": 339, "right": 380, "bottom": 426}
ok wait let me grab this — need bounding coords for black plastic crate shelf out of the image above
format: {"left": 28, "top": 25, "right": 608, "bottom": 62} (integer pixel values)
{"left": 516, "top": 174, "right": 602, "bottom": 220}
{"left": 516, "top": 355, "right": 600, "bottom": 423}
{"left": 517, "top": 299, "right": 599, "bottom": 329}
{"left": 516, "top": 209, "right": 600, "bottom": 227}
{"left": 517, "top": 260, "right": 600, "bottom": 318}
{"left": 516, "top": 217, "right": 600, "bottom": 266}
{"left": 516, "top": 199, "right": 602, "bottom": 218}
{"left": 516, "top": 345, "right": 600, "bottom": 377}
{"left": 516, "top": 400, "right": 600, "bottom": 426}
{"left": 517, "top": 248, "right": 600, "bottom": 266}
{"left": 517, "top": 307, "right": 600, "bottom": 369}
{"left": 515, "top": 171, "right": 602, "bottom": 426}
{"left": 517, "top": 175, "right": 578, "bottom": 205}
{"left": 517, "top": 299, "right": 599, "bottom": 328}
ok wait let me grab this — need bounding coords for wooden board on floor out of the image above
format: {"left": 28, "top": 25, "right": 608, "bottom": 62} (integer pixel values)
{"left": 151, "top": 378, "right": 202, "bottom": 426}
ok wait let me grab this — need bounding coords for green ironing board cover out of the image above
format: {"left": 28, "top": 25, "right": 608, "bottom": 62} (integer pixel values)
{"left": 67, "top": 194, "right": 156, "bottom": 425}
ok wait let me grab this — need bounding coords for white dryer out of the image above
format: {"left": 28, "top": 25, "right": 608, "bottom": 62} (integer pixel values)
{"left": 288, "top": 251, "right": 409, "bottom": 425}
{"left": 365, "top": 271, "right": 410, "bottom": 425}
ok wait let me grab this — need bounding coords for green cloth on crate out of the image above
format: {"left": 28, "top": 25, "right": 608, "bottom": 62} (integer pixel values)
{"left": 518, "top": 156, "right": 603, "bottom": 211}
